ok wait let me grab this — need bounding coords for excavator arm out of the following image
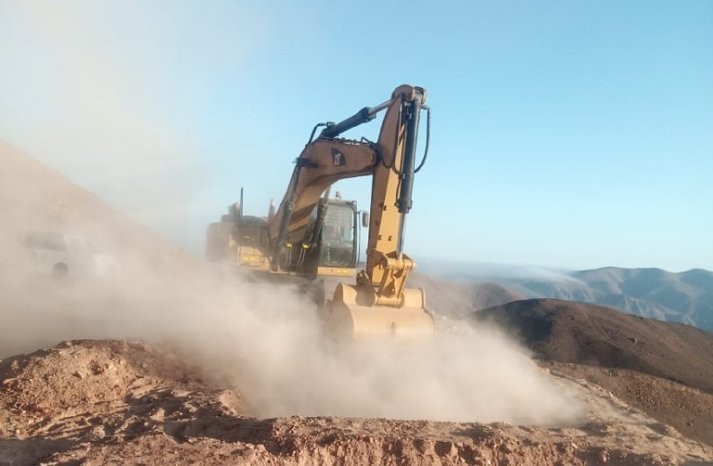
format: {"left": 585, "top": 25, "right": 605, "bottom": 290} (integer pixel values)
{"left": 270, "top": 85, "right": 434, "bottom": 339}
{"left": 268, "top": 139, "right": 376, "bottom": 270}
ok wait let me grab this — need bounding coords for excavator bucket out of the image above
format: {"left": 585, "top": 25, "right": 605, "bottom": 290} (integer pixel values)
{"left": 325, "top": 283, "right": 435, "bottom": 340}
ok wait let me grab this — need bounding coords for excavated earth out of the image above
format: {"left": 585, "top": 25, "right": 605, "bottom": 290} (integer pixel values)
{"left": 2, "top": 142, "right": 713, "bottom": 464}
{"left": 1, "top": 340, "right": 712, "bottom": 466}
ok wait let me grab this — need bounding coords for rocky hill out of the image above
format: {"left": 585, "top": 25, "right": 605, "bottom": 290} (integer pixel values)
{"left": 429, "top": 263, "right": 713, "bottom": 330}
{"left": 473, "top": 298, "right": 713, "bottom": 446}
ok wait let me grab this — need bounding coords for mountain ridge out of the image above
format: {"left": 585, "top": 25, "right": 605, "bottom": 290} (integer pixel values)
{"left": 419, "top": 262, "right": 713, "bottom": 331}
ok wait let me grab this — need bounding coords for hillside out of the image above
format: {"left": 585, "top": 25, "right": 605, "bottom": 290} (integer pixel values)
{"left": 432, "top": 264, "right": 713, "bottom": 330}
{"left": 474, "top": 298, "right": 713, "bottom": 392}
{"left": 572, "top": 267, "right": 713, "bottom": 329}
{"left": 473, "top": 298, "right": 713, "bottom": 445}
{"left": 409, "top": 272, "right": 522, "bottom": 318}
{"left": 0, "top": 139, "right": 189, "bottom": 266}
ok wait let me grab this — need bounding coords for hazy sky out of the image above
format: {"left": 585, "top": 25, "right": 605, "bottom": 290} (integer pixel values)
{"left": 1, "top": 0, "right": 711, "bottom": 271}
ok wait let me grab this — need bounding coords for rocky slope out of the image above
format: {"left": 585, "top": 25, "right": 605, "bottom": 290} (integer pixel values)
{"left": 0, "top": 139, "right": 193, "bottom": 276}
{"left": 474, "top": 298, "right": 713, "bottom": 447}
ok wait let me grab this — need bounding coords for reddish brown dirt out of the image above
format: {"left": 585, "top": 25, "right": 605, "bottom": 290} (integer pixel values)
{"left": 547, "top": 362, "right": 713, "bottom": 448}
{"left": 475, "top": 298, "right": 713, "bottom": 447}
{"left": 2, "top": 340, "right": 712, "bottom": 465}
{"left": 474, "top": 299, "right": 713, "bottom": 393}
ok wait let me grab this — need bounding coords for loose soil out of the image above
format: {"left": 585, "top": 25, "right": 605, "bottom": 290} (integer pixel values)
{"left": 1, "top": 340, "right": 712, "bottom": 465}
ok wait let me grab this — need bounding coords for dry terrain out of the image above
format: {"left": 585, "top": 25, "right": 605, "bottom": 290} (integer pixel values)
{"left": 475, "top": 299, "right": 713, "bottom": 447}
{"left": 2, "top": 141, "right": 713, "bottom": 465}
{"left": 1, "top": 340, "right": 713, "bottom": 465}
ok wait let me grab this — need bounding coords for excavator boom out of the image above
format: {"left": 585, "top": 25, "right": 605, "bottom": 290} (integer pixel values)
{"left": 270, "top": 85, "right": 434, "bottom": 339}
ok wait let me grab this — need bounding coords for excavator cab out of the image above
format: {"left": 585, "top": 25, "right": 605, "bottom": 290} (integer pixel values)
{"left": 314, "top": 199, "right": 358, "bottom": 277}
{"left": 207, "top": 198, "right": 359, "bottom": 278}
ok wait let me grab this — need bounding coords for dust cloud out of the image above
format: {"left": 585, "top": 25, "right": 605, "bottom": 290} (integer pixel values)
{"left": 0, "top": 169, "right": 583, "bottom": 425}
{"left": 0, "top": 261, "right": 584, "bottom": 425}
{"left": 0, "top": 2, "right": 582, "bottom": 426}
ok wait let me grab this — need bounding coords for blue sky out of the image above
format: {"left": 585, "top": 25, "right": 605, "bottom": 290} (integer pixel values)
{"left": 1, "top": 1, "right": 711, "bottom": 271}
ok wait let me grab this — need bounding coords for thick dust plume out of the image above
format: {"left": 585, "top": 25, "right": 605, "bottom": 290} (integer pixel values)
{"left": 0, "top": 1, "right": 582, "bottom": 423}
{"left": 0, "top": 194, "right": 583, "bottom": 426}
{"left": 0, "top": 87, "right": 583, "bottom": 425}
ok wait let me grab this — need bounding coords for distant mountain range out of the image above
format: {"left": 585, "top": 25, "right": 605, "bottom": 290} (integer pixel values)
{"left": 506, "top": 267, "right": 713, "bottom": 331}
{"left": 416, "top": 265, "right": 713, "bottom": 331}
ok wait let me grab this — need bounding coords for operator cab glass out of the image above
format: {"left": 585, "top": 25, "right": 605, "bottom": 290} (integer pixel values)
{"left": 319, "top": 202, "right": 357, "bottom": 268}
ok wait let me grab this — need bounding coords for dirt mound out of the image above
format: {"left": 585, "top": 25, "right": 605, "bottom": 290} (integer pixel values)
{"left": 548, "top": 362, "right": 713, "bottom": 447}
{"left": 1, "top": 340, "right": 712, "bottom": 465}
{"left": 0, "top": 340, "right": 246, "bottom": 465}
{"left": 473, "top": 298, "right": 713, "bottom": 447}
{"left": 48, "top": 416, "right": 713, "bottom": 466}
{"left": 473, "top": 298, "right": 713, "bottom": 393}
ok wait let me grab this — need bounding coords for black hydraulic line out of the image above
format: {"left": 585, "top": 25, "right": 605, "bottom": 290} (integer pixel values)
{"left": 307, "top": 123, "right": 329, "bottom": 145}
{"left": 272, "top": 198, "right": 293, "bottom": 271}
{"left": 395, "top": 99, "right": 422, "bottom": 215}
{"left": 319, "top": 107, "right": 375, "bottom": 139}
{"left": 414, "top": 106, "right": 430, "bottom": 173}
{"left": 306, "top": 189, "right": 330, "bottom": 249}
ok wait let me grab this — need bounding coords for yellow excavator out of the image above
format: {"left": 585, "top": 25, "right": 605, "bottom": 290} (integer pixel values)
{"left": 207, "top": 84, "right": 434, "bottom": 339}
